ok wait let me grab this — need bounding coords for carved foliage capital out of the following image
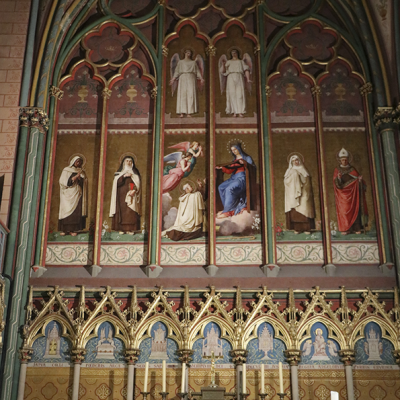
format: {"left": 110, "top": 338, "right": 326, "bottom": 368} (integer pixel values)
{"left": 125, "top": 348, "right": 140, "bottom": 364}
{"left": 311, "top": 85, "right": 321, "bottom": 97}
{"left": 229, "top": 349, "right": 248, "bottom": 365}
{"left": 102, "top": 88, "right": 112, "bottom": 99}
{"left": 71, "top": 348, "right": 86, "bottom": 364}
{"left": 206, "top": 45, "right": 216, "bottom": 57}
{"left": 177, "top": 349, "right": 194, "bottom": 364}
{"left": 284, "top": 349, "right": 302, "bottom": 366}
{"left": 19, "top": 108, "right": 49, "bottom": 131}
{"left": 393, "top": 349, "right": 400, "bottom": 365}
{"left": 162, "top": 45, "right": 169, "bottom": 57}
{"left": 338, "top": 349, "right": 355, "bottom": 366}
{"left": 374, "top": 107, "right": 394, "bottom": 130}
{"left": 19, "top": 347, "right": 33, "bottom": 364}
{"left": 359, "top": 82, "right": 372, "bottom": 96}
{"left": 49, "top": 85, "right": 64, "bottom": 100}
{"left": 151, "top": 86, "right": 158, "bottom": 99}
{"left": 265, "top": 85, "right": 272, "bottom": 97}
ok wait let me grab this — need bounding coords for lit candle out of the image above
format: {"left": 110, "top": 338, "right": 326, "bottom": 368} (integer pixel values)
{"left": 144, "top": 362, "right": 149, "bottom": 392}
{"left": 260, "top": 364, "right": 264, "bottom": 393}
{"left": 181, "top": 362, "right": 186, "bottom": 392}
{"left": 162, "top": 360, "right": 166, "bottom": 393}
{"left": 242, "top": 363, "right": 246, "bottom": 394}
{"left": 278, "top": 362, "right": 283, "bottom": 393}
{"left": 330, "top": 392, "right": 339, "bottom": 400}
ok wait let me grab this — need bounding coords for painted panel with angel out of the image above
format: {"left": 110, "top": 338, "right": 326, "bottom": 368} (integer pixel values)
{"left": 170, "top": 48, "right": 205, "bottom": 118}
{"left": 219, "top": 48, "right": 253, "bottom": 117}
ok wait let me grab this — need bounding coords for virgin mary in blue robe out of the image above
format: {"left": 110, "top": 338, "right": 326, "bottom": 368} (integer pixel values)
{"left": 216, "top": 144, "right": 257, "bottom": 218}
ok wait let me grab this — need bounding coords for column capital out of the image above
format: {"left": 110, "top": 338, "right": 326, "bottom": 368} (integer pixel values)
{"left": 393, "top": 103, "right": 400, "bottom": 124}
{"left": 19, "top": 107, "right": 49, "bottom": 131}
{"left": 151, "top": 86, "right": 158, "bottom": 99}
{"left": 19, "top": 347, "right": 33, "bottom": 364}
{"left": 177, "top": 348, "right": 194, "bottom": 364}
{"left": 205, "top": 45, "right": 216, "bottom": 57}
{"left": 162, "top": 45, "right": 169, "bottom": 57}
{"left": 49, "top": 85, "right": 64, "bottom": 100}
{"left": 338, "top": 349, "right": 355, "bottom": 366}
{"left": 265, "top": 85, "right": 272, "bottom": 97}
{"left": 374, "top": 107, "right": 395, "bottom": 130}
{"left": 125, "top": 348, "right": 141, "bottom": 365}
{"left": 71, "top": 348, "right": 86, "bottom": 364}
{"left": 101, "top": 88, "right": 112, "bottom": 99}
{"left": 393, "top": 349, "right": 400, "bottom": 365}
{"left": 311, "top": 85, "right": 321, "bottom": 97}
{"left": 229, "top": 349, "right": 248, "bottom": 365}
{"left": 284, "top": 349, "right": 302, "bottom": 366}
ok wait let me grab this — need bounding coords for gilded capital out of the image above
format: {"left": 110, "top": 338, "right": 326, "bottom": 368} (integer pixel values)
{"left": 311, "top": 85, "right": 321, "bottom": 97}
{"left": 374, "top": 107, "right": 394, "bottom": 130}
{"left": 284, "top": 349, "right": 302, "bottom": 366}
{"left": 19, "top": 347, "right": 33, "bottom": 364}
{"left": 393, "top": 349, "right": 400, "bottom": 365}
{"left": 125, "top": 349, "right": 140, "bottom": 364}
{"left": 19, "top": 107, "right": 49, "bottom": 131}
{"left": 102, "top": 88, "right": 112, "bottom": 99}
{"left": 253, "top": 45, "right": 261, "bottom": 55}
{"left": 71, "top": 348, "right": 86, "bottom": 364}
{"left": 162, "top": 45, "right": 169, "bottom": 57}
{"left": 49, "top": 85, "right": 64, "bottom": 100}
{"left": 359, "top": 82, "right": 372, "bottom": 97}
{"left": 206, "top": 45, "right": 216, "bottom": 57}
{"left": 229, "top": 349, "right": 248, "bottom": 365}
{"left": 151, "top": 86, "right": 158, "bottom": 99}
{"left": 265, "top": 85, "right": 272, "bottom": 97}
{"left": 177, "top": 349, "right": 194, "bottom": 364}
{"left": 338, "top": 349, "right": 355, "bottom": 366}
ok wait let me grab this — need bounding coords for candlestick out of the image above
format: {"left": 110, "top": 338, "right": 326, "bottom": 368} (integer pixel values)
{"left": 278, "top": 362, "right": 283, "bottom": 394}
{"left": 277, "top": 394, "right": 287, "bottom": 400}
{"left": 260, "top": 364, "right": 264, "bottom": 393}
{"left": 144, "top": 362, "right": 149, "bottom": 393}
{"left": 177, "top": 392, "right": 187, "bottom": 400}
{"left": 162, "top": 360, "right": 166, "bottom": 393}
{"left": 141, "top": 392, "right": 150, "bottom": 400}
{"left": 159, "top": 392, "right": 169, "bottom": 400}
{"left": 181, "top": 362, "right": 186, "bottom": 391}
{"left": 242, "top": 363, "right": 246, "bottom": 394}
{"left": 258, "top": 394, "right": 268, "bottom": 400}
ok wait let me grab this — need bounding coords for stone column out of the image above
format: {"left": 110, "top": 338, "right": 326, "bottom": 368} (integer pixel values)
{"left": 374, "top": 107, "right": 400, "bottom": 281}
{"left": 125, "top": 349, "right": 140, "bottom": 400}
{"left": 339, "top": 349, "right": 355, "bottom": 400}
{"left": 71, "top": 348, "right": 86, "bottom": 400}
{"left": 230, "top": 349, "right": 247, "bottom": 400}
{"left": 284, "top": 350, "right": 301, "bottom": 400}
{"left": 16, "top": 348, "right": 33, "bottom": 400}
{"left": 177, "top": 349, "right": 194, "bottom": 393}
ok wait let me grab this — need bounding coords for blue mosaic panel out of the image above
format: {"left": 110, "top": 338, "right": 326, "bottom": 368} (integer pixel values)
{"left": 354, "top": 321, "right": 396, "bottom": 365}
{"left": 246, "top": 322, "right": 286, "bottom": 364}
{"left": 138, "top": 322, "right": 180, "bottom": 363}
{"left": 300, "top": 322, "right": 341, "bottom": 365}
{"left": 192, "top": 322, "right": 233, "bottom": 364}
{"left": 84, "top": 321, "right": 126, "bottom": 363}
{"left": 30, "top": 321, "right": 71, "bottom": 363}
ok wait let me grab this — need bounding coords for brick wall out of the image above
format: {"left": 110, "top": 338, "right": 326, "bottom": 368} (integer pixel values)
{"left": 0, "top": 0, "right": 31, "bottom": 224}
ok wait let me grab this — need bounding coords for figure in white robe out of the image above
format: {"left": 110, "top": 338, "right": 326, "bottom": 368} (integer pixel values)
{"left": 58, "top": 155, "right": 88, "bottom": 236}
{"left": 219, "top": 49, "right": 253, "bottom": 117}
{"left": 109, "top": 156, "right": 141, "bottom": 234}
{"left": 284, "top": 154, "right": 315, "bottom": 233}
{"left": 162, "top": 183, "right": 205, "bottom": 241}
{"left": 170, "top": 49, "right": 204, "bottom": 117}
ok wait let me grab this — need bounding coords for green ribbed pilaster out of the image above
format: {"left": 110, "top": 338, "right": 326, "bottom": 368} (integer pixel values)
{"left": 0, "top": 109, "right": 48, "bottom": 400}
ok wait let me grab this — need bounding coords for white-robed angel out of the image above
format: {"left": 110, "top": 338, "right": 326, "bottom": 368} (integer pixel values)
{"left": 219, "top": 48, "right": 253, "bottom": 117}
{"left": 58, "top": 155, "right": 88, "bottom": 236}
{"left": 109, "top": 155, "right": 141, "bottom": 234}
{"left": 170, "top": 48, "right": 205, "bottom": 117}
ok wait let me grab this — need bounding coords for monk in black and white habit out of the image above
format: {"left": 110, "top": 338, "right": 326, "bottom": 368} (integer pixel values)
{"left": 284, "top": 154, "right": 315, "bottom": 234}
{"left": 58, "top": 156, "right": 88, "bottom": 236}
{"left": 109, "top": 156, "right": 141, "bottom": 234}
{"left": 162, "top": 182, "right": 205, "bottom": 241}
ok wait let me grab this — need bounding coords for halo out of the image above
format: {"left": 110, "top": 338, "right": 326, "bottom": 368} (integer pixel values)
{"left": 336, "top": 149, "right": 353, "bottom": 164}
{"left": 180, "top": 46, "right": 195, "bottom": 59}
{"left": 179, "top": 179, "right": 197, "bottom": 194}
{"left": 119, "top": 152, "right": 138, "bottom": 166}
{"left": 226, "top": 139, "right": 246, "bottom": 153}
{"left": 68, "top": 153, "right": 86, "bottom": 167}
{"left": 315, "top": 328, "right": 323, "bottom": 335}
{"left": 287, "top": 152, "right": 304, "bottom": 164}
{"left": 227, "top": 46, "right": 242, "bottom": 59}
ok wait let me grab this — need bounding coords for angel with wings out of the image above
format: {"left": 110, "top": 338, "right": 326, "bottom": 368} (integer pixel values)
{"left": 162, "top": 141, "right": 203, "bottom": 193}
{"left": 170, "top": 48, "right": 205, "bottom": 117}
{"left": 219, "top": 48, "right": 253, "bottom": 117}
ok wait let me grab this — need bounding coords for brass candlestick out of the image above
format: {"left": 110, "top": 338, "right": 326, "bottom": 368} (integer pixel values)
{"left": 259, "top": 394, "right": 268, "bottom": 400}
{"left": 159, "top": 392, "right": 169, "bottom": 400}
{"left": 178, "top": 392, "right": 188, "bottom": 400}
{"left": 241, "top": 394, "right": 250, "bottom": 400}
{"left": 141, "top": 392, "right": 150, "bottom": 400}
{"left": 277, "top": 393, "right": 287, "bottom": 400}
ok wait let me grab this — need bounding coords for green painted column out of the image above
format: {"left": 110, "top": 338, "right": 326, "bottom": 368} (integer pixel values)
{"left": 0, "top": 109, "right": 49, "bottom": 400}
{"left": 374, "top": 107, "right": 400, "bottom": 283}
